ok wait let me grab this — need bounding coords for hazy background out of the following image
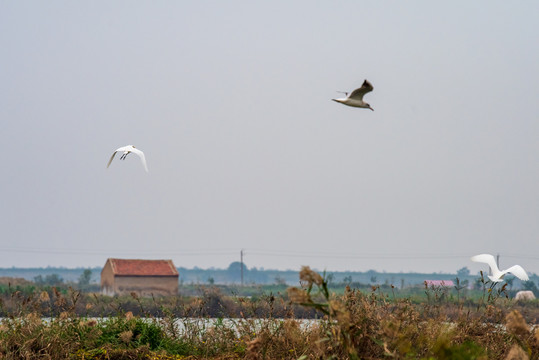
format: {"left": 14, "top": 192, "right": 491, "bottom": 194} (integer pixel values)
{"left": 1, "top": 1, "right": 537, "bottom": 274}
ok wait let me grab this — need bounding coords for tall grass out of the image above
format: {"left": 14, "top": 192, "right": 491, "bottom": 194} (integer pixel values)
{"left": 0, "top": 270, "right": 537, "bottom": 359}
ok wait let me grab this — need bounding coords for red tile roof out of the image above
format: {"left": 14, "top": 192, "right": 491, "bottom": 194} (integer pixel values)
{"left": 107, "top": 259, "right": 179, "bottom": 277}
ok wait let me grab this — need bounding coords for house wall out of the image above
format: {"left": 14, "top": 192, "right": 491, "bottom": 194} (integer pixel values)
{"left": 112, "top": 275, "right": 178, "bottom": 296}
{"left": 100, "top": 260, "right": 116, "bottom": 296}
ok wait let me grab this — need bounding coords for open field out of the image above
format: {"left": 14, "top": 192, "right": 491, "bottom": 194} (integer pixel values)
{"left": 0, "top": 268, "right": 538, "bottom": 359}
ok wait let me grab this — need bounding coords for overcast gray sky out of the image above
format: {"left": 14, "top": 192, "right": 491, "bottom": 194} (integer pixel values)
{"left": 1, "top": 1, "right": 537, "bottom": 274}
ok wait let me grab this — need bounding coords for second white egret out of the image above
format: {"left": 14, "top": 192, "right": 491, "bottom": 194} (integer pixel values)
{"left": 471, "top": 254, "right": 528, "bottom": 282}
{"left": 107, "top": 145, "right": 148, "bottom": 172}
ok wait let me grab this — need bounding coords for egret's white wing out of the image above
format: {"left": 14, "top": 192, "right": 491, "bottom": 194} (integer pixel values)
{"left": 115, "top": 145, "right": 131, "bottom": 153}
{"left": 504, "top": 265, "right": 529, "bottom": 281}
{"left": 131, "top": 148, "right": 148, "bottom": 172}
{"left": 471, "top": 254, "right": 500, "bottom": 273}
{"left": 348, "top": 80, "right": 373, "bottom": 100}
{"left": 107, "top": 151, "right": 118, "bottom": 168}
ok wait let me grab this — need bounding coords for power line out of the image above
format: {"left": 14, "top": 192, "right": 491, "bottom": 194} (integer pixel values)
{"left": 245, "top": 249, "right": 539, "bottom": 261}
{"left": 0, "top": 247, "right": 238, "bottom": 256}
{"left": 1, "top": 246, "right": 537, "bottom": 262}
{"left": 246, "top": 250, "right": 470, "bottom": 260}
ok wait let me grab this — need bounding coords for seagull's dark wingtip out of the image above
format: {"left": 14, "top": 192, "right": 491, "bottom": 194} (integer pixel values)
{"left": 363, "top": 79, "right": 374, "bottom": 90}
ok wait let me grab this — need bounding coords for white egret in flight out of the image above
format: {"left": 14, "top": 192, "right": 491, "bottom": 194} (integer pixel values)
{"left": 107, "top": 145, "right": 148, "bottom": 172}
{"left": 471, "top": 254, "right": 528, "bottom": 282}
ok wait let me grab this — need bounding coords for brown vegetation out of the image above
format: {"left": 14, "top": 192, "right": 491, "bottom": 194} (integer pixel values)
{"left": 0, "top": 268, "right": 538, "bottom": 359}
{"left": 0, "top": 277, "right": 32, "bottom": 286}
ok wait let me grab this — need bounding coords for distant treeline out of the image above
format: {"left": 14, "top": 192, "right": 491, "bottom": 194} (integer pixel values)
{"left": 0, "top": 262, "right": 536, "bottom": 290}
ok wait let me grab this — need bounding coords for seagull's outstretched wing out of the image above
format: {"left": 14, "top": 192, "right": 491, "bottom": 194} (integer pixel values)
{"left": 504, "top": 265, "right": 529, "bottom": 281}
{"left": 348, "top": 80, "right": 374, "bottom": 100}
{"left": 471, "top": 254, "right": 500, "bottom": 273}
{"left": 107, "top": 151, "right": 118, "bottom": 168}
{"left": 131, "top": 147, "right": 149, "bottom": 172}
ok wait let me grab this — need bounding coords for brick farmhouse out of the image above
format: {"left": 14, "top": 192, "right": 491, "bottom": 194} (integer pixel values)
{"left": 101, "top": 258, "right": 179, "bottom": 296}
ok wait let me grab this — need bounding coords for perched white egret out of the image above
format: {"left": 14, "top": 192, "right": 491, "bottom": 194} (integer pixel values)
{"left": 332, "top": 79, "right": 374, "bottom": 111}
{"left": 107, "top": 145, "right": 148, "bottom": 172}
{"left": 471, "top": 254, "right": 528, "bottom": 282}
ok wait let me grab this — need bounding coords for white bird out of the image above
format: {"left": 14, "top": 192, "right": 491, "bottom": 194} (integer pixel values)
{"left": 332, "top": 79, "right": 374, "bottom": 111}
{"left": 471, "top": 254, "right": 529, "bottom": 282}
{"left": 107, "top": 145, "right": 148, "bottom": 172}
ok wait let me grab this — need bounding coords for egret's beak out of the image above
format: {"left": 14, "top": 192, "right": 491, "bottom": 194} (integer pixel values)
{"left": 369, "top": 107, "right": 374, "bottom": 111}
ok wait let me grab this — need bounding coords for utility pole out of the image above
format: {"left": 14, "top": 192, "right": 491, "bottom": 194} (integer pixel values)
{"left": 240, "top": 249, "right": 244, "bottom": 287}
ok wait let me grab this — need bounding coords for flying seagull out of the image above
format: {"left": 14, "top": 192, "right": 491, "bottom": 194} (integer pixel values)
{"left": 332, "top": 79, "right": 374, "bottom": 111}
{"left": 471, "top": 254, "right": 529, "bottom": 282}
{"left": 107, "top": 145, "right": 148, "bottom": 172}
